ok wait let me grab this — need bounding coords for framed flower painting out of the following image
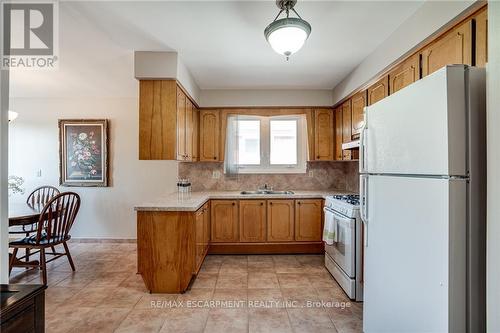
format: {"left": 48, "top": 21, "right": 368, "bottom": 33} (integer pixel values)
{"left": 59, "top": 119, "right": 109, "bottom": 187}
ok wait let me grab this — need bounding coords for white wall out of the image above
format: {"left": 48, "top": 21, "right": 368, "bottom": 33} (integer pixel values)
{"left": 487, "top": 3, "right": 500, "bottom": 331}
{"left": 134, "top": 51, "right": 201, "bottom": 104}
{"left": 200, "top": 89, "right": 333, "bottom": 107}
{"left": 332, "top": 0, "right": 477, "bottom": 104}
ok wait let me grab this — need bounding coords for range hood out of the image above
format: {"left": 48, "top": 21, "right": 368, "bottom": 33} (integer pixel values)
{"left": 342, "top": 140, "right": 360, "bottom": 150}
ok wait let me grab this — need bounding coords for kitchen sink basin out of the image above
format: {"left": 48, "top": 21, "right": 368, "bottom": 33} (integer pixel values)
{"left": 240, "top": 190, "right": 294, "bottom": 195}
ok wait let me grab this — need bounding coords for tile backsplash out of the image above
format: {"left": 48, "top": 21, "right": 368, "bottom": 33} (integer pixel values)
{"left": 178, "top": 161, "right": 360, "bottom": 193}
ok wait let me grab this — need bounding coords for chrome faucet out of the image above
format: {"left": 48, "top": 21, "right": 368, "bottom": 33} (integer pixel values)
{"left": 258, "top": 183, "right": 273, "bottom": 191}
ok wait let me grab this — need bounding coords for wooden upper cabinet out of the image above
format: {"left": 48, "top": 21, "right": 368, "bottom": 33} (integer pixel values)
{"left": 368, "top": 76, "right": 389, "bottom": 105}
{"left": 267, "top": 200, "right": 294, "bottom": 242}
{"left": 388, "top": 54, "right": 420, "bottom": 95}
{"left": 295, "top": 199, "right": 322, "bottom": 242}
{"left": 239, "top": 200, "right": 266, "bottom": 242}
{"left": 313, "top": 109, "right": 334, "bottom": 161}
{"left": 211, "top": 200, "right": 239, "bottom": 242}
{"left": 334, "top": 107, "right": 343, "bottom": 161}
{"left": 139, "top": 80, "right": 177, "bottom": 160}
{"left": 200, "top": 110, "right": 221, "bottom": 162}
{"left": 184, "top": 98, "right": 193, "bottom": 161}
{"left": 474, "top": 7, "right": 488, "bottom": 67}
{"left": 138, "top": 80, "right": 198, "bottom": 161}
{"left": 351, "top": 91, "right": 367, "bottom": 138}
{"left": 192, "top": 106, "right": 199, "bottom": 161}
{"left": 421, "top": 20, "right": 472, "bottom": 76}
{"left": 341, "top": 100, "right": 352, "bottom": 144}
{"left": 176, "top": 88, "right": 187, "bottom": 160}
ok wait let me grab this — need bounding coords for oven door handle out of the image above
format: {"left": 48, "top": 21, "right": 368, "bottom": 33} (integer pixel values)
{"left": 323, "top": 207, "right": 354, "bottom": 226}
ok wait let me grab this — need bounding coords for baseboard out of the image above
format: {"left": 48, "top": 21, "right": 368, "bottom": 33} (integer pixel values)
{"left": 208, "top": 242, "right": 324, "bottom": 254}
{"left": 69, "top": 238, "right": 137, "bottom": 243}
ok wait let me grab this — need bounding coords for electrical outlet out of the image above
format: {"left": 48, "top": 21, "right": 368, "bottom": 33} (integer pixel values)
{"left": 212, "top": 171, "right": 221, "bottom": 179}
{"left": 308, "top": 170, "right": 314, "bottom": 178}
{"left": 36, "top": 169, "right": 42, "bottom": 177}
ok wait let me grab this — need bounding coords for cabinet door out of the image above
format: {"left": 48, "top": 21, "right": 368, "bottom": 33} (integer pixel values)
{"left": 295, "top": 199, "right": 322, "bottom": 242}
{"left": 200, "top": 110, "right": 220, "bottom": 161}
{"left": 351, "top": 91, "right": 367, "bottom": 138}
{"left": 267, "top": 200, "right": 294, "bottom": 242}
{"left": 185, "top": 99, "right": 193, "bottom": 161}
{"left": 239, "top": 200, "right": 267, "bottom": 242}
{"left": 192, "top": 106, "right": 199, "bottom": 161}
{"left": 211, "top": 200, "right": 239, "bottom": 242}
{"left": 195, "top": 208, "right": 204, "bottom": 271}
{"left": 342, "top": 100, "right": 352, "bottom": 143}
{"left": 314, "top": 109, "right": 334, "bottom": 160}
{"left": 203, "top": 202, "right": 211, "bottom": 253}
{"left": 342, "top": 100, "right": 353, "bottom": 160}
{"left": 474, "top": 7, "right": 487, "bottom": 67}
{"left": 388, "top": 54, "right": 420, "bottom": 95}
{"left": 334, "top": 107, "right": 343, "bottom": 161}
{"left": 367, "top": 76, "right": 389, "bottom": 106}
{"left": 139, "top": 80, "right": 177, "bottom": 160}
{"left": 176, "top": 88, "right": 187, "bottom": 160}
{"left": 421, "top": 20, "right": 472, "bottom": 76}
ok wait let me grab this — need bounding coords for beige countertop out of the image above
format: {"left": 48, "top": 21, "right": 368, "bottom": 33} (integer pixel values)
{"left": 134, "top": 190, "right": 353, "bottom": 212}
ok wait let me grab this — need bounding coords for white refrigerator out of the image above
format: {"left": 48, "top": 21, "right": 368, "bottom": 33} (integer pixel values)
{"left": 360, "top": 65, "right": 486, "bottom": 333}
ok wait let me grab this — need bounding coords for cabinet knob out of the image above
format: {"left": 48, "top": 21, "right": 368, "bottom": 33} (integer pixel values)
{"left": 270, "top": 202, "right": 273, "bottom": 206}
{"left": 298, "top": 201, "right": 301, "bottom": 205}
{"left": 232, "top": 202, "right": 235, "bottom": 206}
{"left": 260, "top": 202, "right": 263, "bottom": 206}
{"left": 213, "top": 157, "right": 217, "bottom": 160}
{"left": 317, "top": 155, "right": 320, "bottom": 159}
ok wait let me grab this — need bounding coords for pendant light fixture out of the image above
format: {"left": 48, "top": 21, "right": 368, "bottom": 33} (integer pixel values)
{"left": 264, "top": 0, "right": 311, "bottom": 60}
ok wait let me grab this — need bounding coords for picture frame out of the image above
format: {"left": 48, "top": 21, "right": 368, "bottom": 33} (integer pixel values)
{"left": 58, "top": 119, "right": 109, "bottom": 187}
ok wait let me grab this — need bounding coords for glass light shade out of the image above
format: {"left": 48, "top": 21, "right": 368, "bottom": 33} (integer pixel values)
{"left": 265, "top": 17, "right": 311, "bottom": 58}
{"left": 8, "top": 110, "right": 18, "bottom": 122}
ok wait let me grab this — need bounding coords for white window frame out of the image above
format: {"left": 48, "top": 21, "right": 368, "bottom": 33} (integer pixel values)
{"left": 228, "top": 115, "right": 307, "bottom": 174}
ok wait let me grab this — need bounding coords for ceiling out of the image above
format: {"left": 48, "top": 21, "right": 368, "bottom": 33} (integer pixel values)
{"left": 10, "top": 1, "right": 424, "bottom": 98}
{"left": 67, "top": 1, "right": 423, "bottom": 89}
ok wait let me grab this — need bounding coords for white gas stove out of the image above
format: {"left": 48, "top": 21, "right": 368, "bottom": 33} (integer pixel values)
{"left": 324, "top": 194, "right": 363, "bottom": 302}
{"left": 324, "top": 194, "right": 360, "bottom": 218}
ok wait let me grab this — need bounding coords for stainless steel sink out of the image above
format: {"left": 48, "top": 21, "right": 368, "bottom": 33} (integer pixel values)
{"left": 240, "top": 190, "right": 294, "bottom": 195}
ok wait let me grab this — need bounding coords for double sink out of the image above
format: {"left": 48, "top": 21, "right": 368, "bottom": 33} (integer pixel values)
{"left": 240, "top": 190, "right": 295, "bottom": 195}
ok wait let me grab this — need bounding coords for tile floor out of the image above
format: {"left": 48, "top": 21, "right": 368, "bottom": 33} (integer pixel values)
{"left": 9, "top": 242, "right": 363, "bottom": 333}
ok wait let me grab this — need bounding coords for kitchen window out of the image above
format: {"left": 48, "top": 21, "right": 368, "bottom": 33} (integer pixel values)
{"left": 225, "top": 115, "right": 307, "bottom": 174}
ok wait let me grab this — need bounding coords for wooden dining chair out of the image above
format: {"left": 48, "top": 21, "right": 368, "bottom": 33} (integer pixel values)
{"left": 9, "top": 186, "right": 61, "bottom": 262}
{"left": 9, "top": 192, "right": 81, "bottom": 285}
{"left": 27, "top": 185, "right": 60, "bottom": 208}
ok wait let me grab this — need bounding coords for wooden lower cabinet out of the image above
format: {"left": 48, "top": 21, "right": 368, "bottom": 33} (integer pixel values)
{"left": 239, "top": 200, "right": 267, "bottom": 242}
{"left": 137, "top": 197, "right": 326, "bottom": 292}
{"left": 137, "top": 211, "right": 195, "bottom": 293}
{"left": 295, "top": 199, "right": 323, "bottom": 242}
{"left": 267, "top": 200, "right": 294, "bottom": 242}
{"left": 194, "top": 202, "right": 210, "bottom": 273}
{"left": 211, "top": 200, "right": 239, "bottom": 242}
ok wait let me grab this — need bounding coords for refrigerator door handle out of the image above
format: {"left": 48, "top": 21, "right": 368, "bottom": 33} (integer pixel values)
{"left": 360, "top": 174, "right": 369, "bottom": 246}
{"left": 359, "top": 126, "right": 367, "bottom": 173}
